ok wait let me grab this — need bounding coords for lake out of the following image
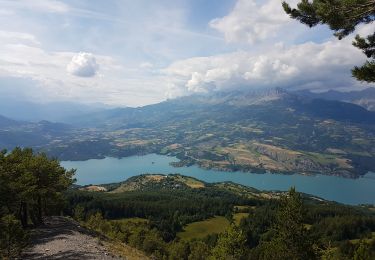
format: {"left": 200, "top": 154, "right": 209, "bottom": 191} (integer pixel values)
{"left": 61, "top": 154, "right": 375, "bottom": 205}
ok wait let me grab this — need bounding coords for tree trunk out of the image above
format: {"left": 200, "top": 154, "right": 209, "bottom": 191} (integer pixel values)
{"left": 7, "top": 220, "right": 11, "bottom": 259}
{"left": 19, "top": 202, "right": 28, "bottom": 228}
{"left": 37, "top": 195, "right": 43, "bottom": 224}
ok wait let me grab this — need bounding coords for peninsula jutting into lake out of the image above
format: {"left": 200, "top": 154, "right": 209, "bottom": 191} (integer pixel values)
{"left": 62, "top": 154, "right": 375, "bottom": 205}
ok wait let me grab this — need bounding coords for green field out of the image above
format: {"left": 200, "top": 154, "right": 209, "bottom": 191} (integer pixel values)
{"left": 177, "top": 213, "right": 250, "bottom": 240}
{"left": 177, "top": 216, "right": 230, "bottom": 240}
{"left": 234, "top": 213, "right": 249, "bottom": 225}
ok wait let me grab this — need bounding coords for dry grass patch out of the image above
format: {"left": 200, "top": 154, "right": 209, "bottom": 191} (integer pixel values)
{"left": 105, "top": 240, "right": 149, "bottom": 260}
{"left": 146, "top": 174, "right": 166, "bottom": 182}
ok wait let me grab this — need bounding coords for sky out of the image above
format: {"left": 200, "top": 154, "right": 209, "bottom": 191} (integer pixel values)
{"left": 0, "top": 0, "right": 373, "bottom": 107}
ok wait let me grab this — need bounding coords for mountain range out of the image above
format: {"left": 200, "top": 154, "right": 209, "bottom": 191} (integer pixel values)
{"left": 0, "top": 97, "right": 112, "bottom": 122}
{"left": 296, "top": 87, "right": 375, "bottom": 111}
{"left": 0, "top": 88, "right": 374, "bottom": 178}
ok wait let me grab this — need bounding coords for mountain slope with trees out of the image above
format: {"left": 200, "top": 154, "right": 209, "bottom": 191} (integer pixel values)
{"left": 66, "top": 174, "right": 375, "bottom": 259}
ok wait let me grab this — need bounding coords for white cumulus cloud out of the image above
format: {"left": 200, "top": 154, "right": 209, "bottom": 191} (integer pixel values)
{"left": 67, "top": 52, "right": 99, "bottom": 77}
{"left": 164, "top": 35, "right": 373, "bottom": 98}
{"left": 210, "top": 0, "right": 300, "bottom": 44}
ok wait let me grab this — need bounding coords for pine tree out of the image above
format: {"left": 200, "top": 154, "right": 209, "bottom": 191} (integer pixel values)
{"left": 210, "top": 224, "right": 247, "bottom": 260}
{"left": 168, "top": 241, "right": 190, "bottom": 260}
{"left": 188, "top": 241, "right": 210, "bottom": 260}
{"left": 352, "top": 33, "right": 375, "bottom": 82}
{"left": 258, "top": 187, "right": 317, "bottom": 260}
{"left": 282, "top": 0, "right": 375, "bottom": 82}
{"left": 0, "top": 148, "right": 75, "bottom": 227}
{"left": 0, "top": 147, "right": 75, "bottom": 256}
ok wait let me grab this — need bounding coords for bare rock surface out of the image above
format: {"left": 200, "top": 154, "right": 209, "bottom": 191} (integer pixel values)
{"left": 22, "top": 216, "right": 123, "bottom": 259}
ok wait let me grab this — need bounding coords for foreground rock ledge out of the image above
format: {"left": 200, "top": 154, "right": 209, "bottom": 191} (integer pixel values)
{"left": 22, "top": 216, "right": 123, "bottom": 260}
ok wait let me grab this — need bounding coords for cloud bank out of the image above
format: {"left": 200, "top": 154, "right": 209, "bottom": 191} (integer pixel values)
{"left": 164, "top": 36, "right": 369, "bottom": 98}
{"left": 163, "top": 0, "right": 374, "bottom": 99}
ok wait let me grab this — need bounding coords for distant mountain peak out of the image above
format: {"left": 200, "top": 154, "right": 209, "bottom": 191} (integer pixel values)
{"left": 228, "top": 87, "right": 292, "bottom": 105}
{"left": 171, "top": 87, "right": 293, "bottom": 107}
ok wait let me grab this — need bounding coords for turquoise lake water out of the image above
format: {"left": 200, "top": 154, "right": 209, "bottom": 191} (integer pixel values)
{"left": 61, "top": 154, "right": 375, "bottom": 205}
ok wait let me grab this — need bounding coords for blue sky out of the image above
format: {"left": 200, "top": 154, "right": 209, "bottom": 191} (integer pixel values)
{"left": 0, "top": 0, "right": 373, "bottom": 106}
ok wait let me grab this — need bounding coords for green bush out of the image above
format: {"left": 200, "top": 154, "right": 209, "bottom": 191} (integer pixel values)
{"left": 0, "top": 214, "right": 28, "bottom": 259}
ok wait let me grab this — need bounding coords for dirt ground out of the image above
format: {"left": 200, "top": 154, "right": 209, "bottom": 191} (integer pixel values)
{"left": 22, "top": 216, "right": 124, "bottom": 260}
